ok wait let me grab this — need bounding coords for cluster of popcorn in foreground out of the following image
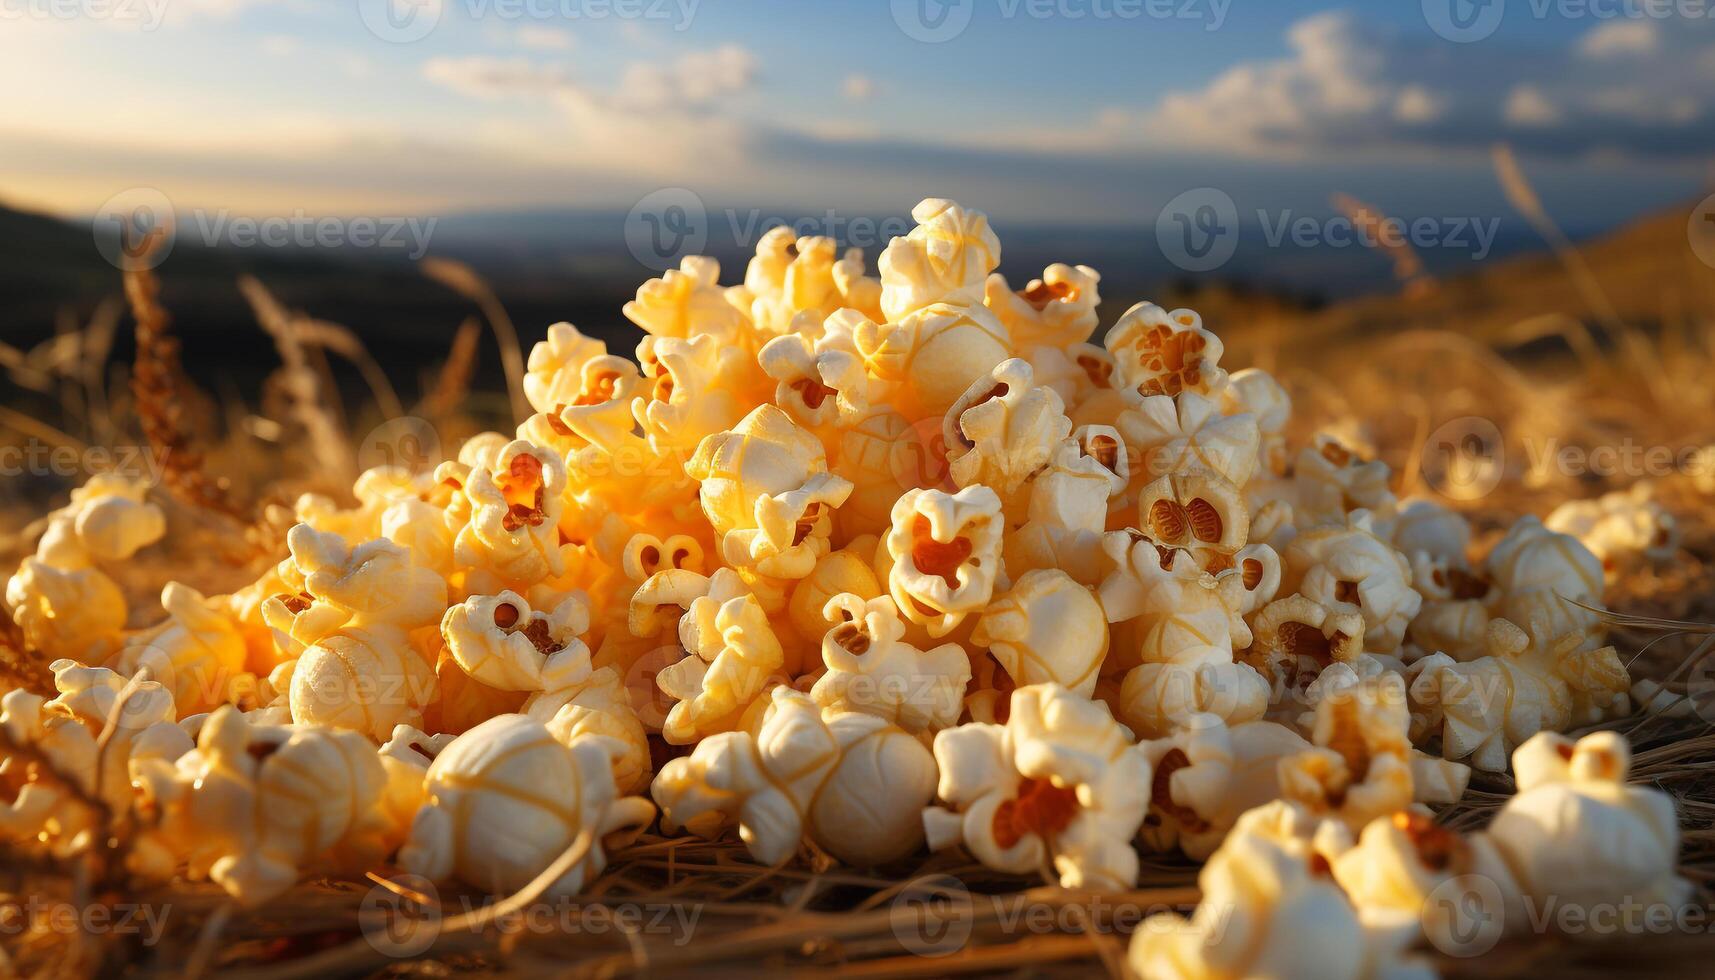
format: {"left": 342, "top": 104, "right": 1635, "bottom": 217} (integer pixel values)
{"left": 0, "top": 199, "right": 1690, "bottom": 971}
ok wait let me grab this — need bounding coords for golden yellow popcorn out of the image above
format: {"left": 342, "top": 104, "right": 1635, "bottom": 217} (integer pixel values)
{"left": 442, "top": 591, "right": 591, "bottom": 692}
{"left": 878, "top": 198, "right": 1001, "bottom": 321}
{"left": 1244, "top": 593, "right": 1365, "bottom": 694}
{"left": 1278, "top": 677, "right": 1416, "bottom": 832}
{"left": 809, "top": 593, "right": 970, "bottom": 735}
{"left": 5, "top": 557, "right": 129, "bottom": 662}
{"left": 884, "top": 486, "right": 1005, "bottom": 638}
{"left": 130, "top": 705, "right": 390, "bottom": 906}
{"left": 44, "top": 472, "right": 167, "bottom": 565}
{"left": 758, "top": 331, "right": 868, "bottom": 430}
{"left": 854, "top": 302, "right": 1013, "bottom": 422}
{"left": 973, "top": 569, "right": 1107, "bottom": 697}
{"left": 654, "top": 687, "right": 937, "bottom": 867}
{"left": 944, "top": 359, "right": 1071, "bottom": 518}
{"left": 786, "top": 543, "right": 883, "bottom": 651}
{"left": 1546, "top": 483, "right": 1679, "bottom": 577}
{"left": 524, "top": 321, "right": 611, "bottom": 414}
{"left": 1005, "top": 431, "right": 1128, "bottom": 587}
{"left": 832, "top": 246, "right": 884, "bottom": 322}
{"left": 457, "top": 440, "right": 568, "bottom": 586}
{"left": 1284, "top": 512, "right": 1421, "bottom": 654}
{"left": 1104, "top": 302, "right": 1227, "bottom": 400}
{"left": 633, "top": 332, "right": 756, "bottom": 458}
{"left": 1408, "top": 617, "right": 1629, "bottom": 772}
{"left": 656, "top": 568, "right": 787, "bottom": 744}
{"left": 398, "top": 713, "right": 654, "bottom": 896}
{"left": 1119, "top": 390, "right": 1261, "bottom": 490}
{"left": 1330, "top": 810, "right": 1523, "bottom": 957}
{"left": 1138, "top": 715, "right": 1312, "bottom": 858}
{"left": 1135, "top": 468, "right": 1250, "bottom": 566}
{"left": 984, "top": 263, "right": 1101, "bottom": 350}
{"left": 115, "top": 583, "right": 250, "bottom": 716}
{"left": 924, "top": 684, "right": 1150, "bottom": 890}
{"left": 829, "top": 407, "right": 921, "bottom": 540}
{"left": 624, "top": 255, "right": 747, "bottom": 345}
{"left": 286, "top": 624, "right": 437, "bottom": 742}
{"left": 533, "top": 672, "right": 652, "bottom": 796}
{"left": 1488, "top": 731, "right": 1691, "bottom": 916}
{"left": 687, "top": 404, "right": 851, "bottom": 578}
{"left": 1281, "top": 435, "right": 1399, "bottom": 529}
{"left": 1130, "top": 800, "right": 1433, "bottom": 980}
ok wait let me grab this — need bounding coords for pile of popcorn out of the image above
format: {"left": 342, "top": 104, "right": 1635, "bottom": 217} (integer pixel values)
{"left": 0, "top": 199, "right": 1691, "bottom": 974}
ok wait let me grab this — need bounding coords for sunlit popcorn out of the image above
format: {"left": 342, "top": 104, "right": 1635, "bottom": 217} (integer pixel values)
{"left": 1220, "top": 367, "right": 1292, "bottom": 478}
{"left": 1389, "top": 497, "right": 1471, "bottom": 566}
{"left": 1119, "top": 390, "right": 1261, "bottom": 488}
{"left": 924, "top": 684, "right": 1151, "bottom": 890}
{"left": 633, "top": 332, "right": 755, "bottom": 458}
{"left": 1284, "top": 512, "right": 1421, "bottom": 654}
{"left": 785, "top": 543, "right": 884, "bottom": 653}
{"left": 130, "top": 706, "right": 390, "bottom": 906}
{"left": 285, "top": 624, "right": 436, "bottom": 741}
{"left": 879, "top": 198, "right": 1002, "bottom": 321}
{"left": 759, "top": 332, "right": 868, "bottom": 429}
{"left": 1104, "top": 302, "right": 1227, "bottom": 400}
{"left": 1130, "top": 800, "right": 1433, "bottom": 980}
{"left": 855, "top": 301, "right": 1014, "bottom": 422}
{"left": 457, "top": 440, "right": 569, "bottom": 585}
{"left": 1138, "top": 714, "right": 1312, "bottom": 858}
{"left": 1278, "top": 677, "right": 1416, "bottom": 832}
{"left": 884, "top": 486, "right": 1006, "bottom": 638}
{"left": 5, "top": 557, "right": 129, "bottom": 662}
{"left": 1135, "top": 468, "right": 1250, "bottom": 567}
{"left": 1408, "top": 617, "right": 1629, "bottom": 772}
{"left": 115, "top": 583, "right": 250, "bottom": 716}
{"left": 1487, "top": 731, "right": 1691, "bottom": 917}
{"left": 973, "top": 569, "right": 1107, "bottom": 697}
{"left": 1243, "top": 592, "right": 1365, "bottom": 696}
{"left": 654, "top": 687, "right": 937, "bottom": 867}
{"left": 624, "top": 255, "right": 747, "bottom": 345}
{"left": 397, "top": 713, "right": 655, "bottom": 896}
{"left": 984, "top": 263, "right": 1101, "bottom": 351}
{"left": 809, "top": 593, "right": 969, "bottom": 735}
{"left": 944, "top": 359, "right": 1072, "bottom": 519}
{"left": 656, "top": 568, "right": 787, "bottom": 744}
{"left": 1546, "top": 482, "right": 1679, "bottom": 578}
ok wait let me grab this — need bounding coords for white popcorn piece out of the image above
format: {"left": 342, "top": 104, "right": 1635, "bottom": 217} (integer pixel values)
{"left": 1278, "top": 677, "right": 1416, "bottom": 832}
{"left": 523, "top": 321, "right": 610, "bottom": 414}
{"left": 1243, "top": 592, "right": 1365, "bottom": 696}
{"left": 443, "top": 591, "right": 591, "bottom": 692}
{"left": 1546, "top": 482, "right": 1679, "bottom": 578}
{"left": 1104, "top": 302, "right": 1228, "bottom": 400}
{"left": 530, "top": 669, "right": 653, "bottom": 796}
{"left": 5, "top": 557, "right": 128, "bottom": 662}
{"left": 130, "top": 706, "right": 390, "bottom": 906}
{"left": 828, "top": 407, "right": 921, "bottom": 540}
{"left": 810, "top": 593, "right": 970, "bottom": 736}
{"left": 884, "top": 486, "right": 1006, "bottom": 638}
{"left": 1487, "top": 731, "right": 1691, "bottom": 917}
{"left": 1330, "top": 810, "right": 1523, "bottom": 958}
{"left": 924, "top": 684, "right": 1150, "bottom": 890}
{"left": 1289, "top": 435, "right": 1399, "bottom": 528}
{"left": 1135, "top": 468, "right": 1250, "bottom": 566}
{"left": 1390, "top": 497, "right": 1472, "bottom": 566}
{"left": 456, "top": 440, "right": 569, "bottom": 585}
{"left": 1220, "top": 367, "right": 1292, "bottom": 477}
{"left": 758, "top": 332, "right": 868, "bottom": 429}
{"left": 944, "top": 359, "right": 1072, "bottom": 517}
{"left": 289, "top": 625, "right": 436, "bottom": 741}
{"left": 687, "top": 404, "right": 853, "bottom": 581}
{"left": 785, "top": 544, "right": 884, "bottom": 652}
{"left": 1408, "top": 618, "right": 1629, "bottom": 772}
{"left": 1284, "top": 512, "right": 1421, "bottom": 654}
{"left": 1118, "top": 390, "right": 1261, "bottom": 488}
{"left": 1138, "top": 715, "right": 1311, "bottom": 858}
{"left": 633, "top": 332, "right": 754, "bottom": 458}
{"left": 1130, "top": 800, "right": 1434, "bottom": 980}
{"left": 656, "top": 569, "right": 787, "bottom": 744}
{"left": 1483, "top": 515, "right": 1606, "bottom": 650}
{"left": 654, "top": 687, "right": 937, "bottom": 867}
{"left": 973, "top": 569, "right": 1108, "bottom": 697}
{"left": 398, "top": 713, "right": 654, "bottom": 896}
{"left": 878, "top": 198, "right": 1002, "bottom": 321}
{"left": 277, "top": 524, "right": 448, "bottom": 631}
{"left": 984, "top": 263, "right": 1101, "bottom": 350}
{"left": 856, "top": 301, "right": 1014, "bottom": 423}
{"left": 624, "top": 256, "right": 747, "bottom": 345}
{"left": 113, "top": 583, "right": 250, "bottom": 717}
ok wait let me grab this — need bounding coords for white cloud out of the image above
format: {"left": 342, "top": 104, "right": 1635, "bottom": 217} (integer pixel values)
{"left": 422, "top": 56, "right": 578, "bottom": 100}
{"left": 1504, "top": 86, "right": 1560, "bottom": 126}
{"left": 1394, "top": 86, "right": 1445, "bottom": 124}
{"left": 1578, "top": 20, "right": 1659, "bottom": 59}
{"left": 513, "top": 25, "right": 575, "bottom": 50}
{"left": 843, "top": 73, "right": 875, "bottom": 102}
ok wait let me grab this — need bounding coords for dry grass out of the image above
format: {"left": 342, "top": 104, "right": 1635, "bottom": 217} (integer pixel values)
{"left": 3, "top": 154, "right": 1715, "bottom": 977}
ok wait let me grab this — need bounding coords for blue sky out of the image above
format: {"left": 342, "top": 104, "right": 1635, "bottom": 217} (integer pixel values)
{"left": 3, "top": 0, "right": 1710, "bottom": 233}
